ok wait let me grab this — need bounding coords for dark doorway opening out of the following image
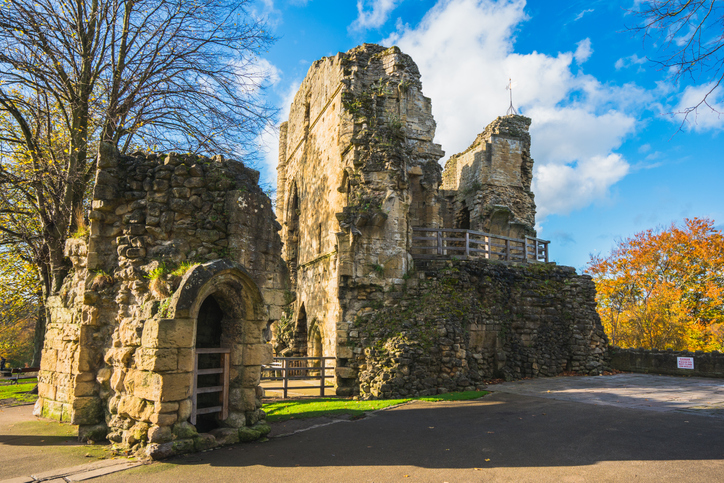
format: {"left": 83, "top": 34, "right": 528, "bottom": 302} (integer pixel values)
{"left": 195, "top": 295, "right": 224, "bottom": 432}
{"left": 293, "top": 304, "right": 308, "bottom": 358}
{"left": 455, "top": 203, "right": 471, "bottom": 230}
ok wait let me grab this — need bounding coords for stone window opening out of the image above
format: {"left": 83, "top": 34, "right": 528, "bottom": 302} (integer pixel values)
{"left": 293, "top": 303, "right": 308, "bottom": 358}
{"left": 308, "top": 323, "right": 323, "bottom": 376}
{"left": 455, "top": 203, "right": 471, "bottom": 230}
{"left": 303, "top": 101, "right": 311, "bottom": 136}
{"left": 287, "top": 183, "right": 300, "bottom": 277}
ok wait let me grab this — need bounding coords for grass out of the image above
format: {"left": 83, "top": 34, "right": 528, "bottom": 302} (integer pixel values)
{"left": 264, "top": 390, "right": 488, "bottom": 423}
{"left": 0, "top": 379, "right": 38, "bottom": 406}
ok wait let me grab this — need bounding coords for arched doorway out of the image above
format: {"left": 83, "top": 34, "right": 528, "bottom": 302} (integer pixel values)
{"left": 166, "top": 260, "right": 269, "bottom": 433}
{"left": 194, "top": 295, "right": 226, "bottom": 432}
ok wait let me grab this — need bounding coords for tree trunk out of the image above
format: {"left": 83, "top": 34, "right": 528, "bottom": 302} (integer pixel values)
{"left": 31, "top": 300, "right": 47, "bottom": 368}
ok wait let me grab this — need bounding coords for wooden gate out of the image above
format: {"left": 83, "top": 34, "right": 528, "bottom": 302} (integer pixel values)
{"left": 191, "top": 348, "right": 230, "bottom": 425}
{"left": 261, "top": 356, "right": 336, "bottom": 398}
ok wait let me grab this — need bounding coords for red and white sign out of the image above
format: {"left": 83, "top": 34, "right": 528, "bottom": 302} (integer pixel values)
{"left": 677, "top": 357, "right": 694, "bottom": 370}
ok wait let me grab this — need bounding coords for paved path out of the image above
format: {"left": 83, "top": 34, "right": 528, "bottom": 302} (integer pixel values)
{"left": 98, "top": 373, "right": 724, "bottom": 483}
{"left": 492, "top": 373, "right": 724, "bottom": 417}
{"left": 5, "top": 374, "right": 724, "bottom": 482}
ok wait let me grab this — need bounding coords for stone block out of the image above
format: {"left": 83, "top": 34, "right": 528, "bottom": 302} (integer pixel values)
{"left": 177, "top": 349, "right": 194, "bottom": 372}
{"left": 209, "top": 427, "right": 239, "bottom": 445}
{"left": 146, "top": 442, "right": 175, "bottom": 460}
{"left": 134, "top": 348, "right": 178, "bottom": 372}
{"left": 132, "top": 371, "right": 192, "bottom": 402}
{"left": 242, "top": 343, "right": 272, "bottom": 366}
{"left": 148, "top": 425, "right": 173, "bottom": 443}
{"left": 173, "top": 421, "right": 198, "bottom": 439}
{"left": 239, "top": 366, "right": 260, "bottom": 388}
{"left": 172, "top": 438, "right": 196, "bottom": 455}
{"left": 178, "top": 398, "right": 193, "bottom": 420}
{"left": 241, "top": 388, "right": 256, "bottom": 411}
{"left": 337, "top": 346, "right": 354, "bottom": 359}
{"left": 142, "top": 318, "right": 195, "bottom": 349}
{"left": 335, "top": 366, "right": 357, "bottom": 379}
{"left": 70, "top": 396, "right": 103, "bottom": 425}
{"left": 150, "top": 412, "right": 178, "bottom": 426}
{"left": 238, "top": 426, "right": 261, "bottom": 443}
{"left": 194, "top": 433, "right": 218, "bottom": 451}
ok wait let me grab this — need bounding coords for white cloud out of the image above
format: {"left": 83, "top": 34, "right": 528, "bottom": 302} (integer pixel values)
{"left": 574, "top": 8, "right": 594, "bottom": 21}
{"left": 574, "top": 38, "right": 592, "bottom": 64}
{"left": 351, "top": 0, "right": 403, "bottom": 31}
{"left": 673, "top": 83, "right": 724, "bottom": 132}
{"left": 383, "top": 0, "right": 641, "bottom": 220}
{"left": 257, "top": 79, "right": 302, "bottom": 189}
{"left": 615, "top": 53, "right": 646, "bottom": 70}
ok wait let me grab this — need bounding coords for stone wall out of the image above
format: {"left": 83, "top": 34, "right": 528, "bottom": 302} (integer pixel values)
{"left": 442, "top": 115, "right": 536, "bottom": 238}
{"left": 275, "top": 43, "right": 445, "bottom": 381}
{"left": 343, "top": 259, "right": 608, "bottom": 399}
{"left": 36, "top": 144, "right": 286, "bottom": 458}
{"left": 610, "top": 348, "right": 724, "bottom": 378}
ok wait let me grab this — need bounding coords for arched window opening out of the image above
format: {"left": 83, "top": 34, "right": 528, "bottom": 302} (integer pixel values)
{"left": 293, "top": 304, "right": 308, "bottom": 358}
{"left": 287, "top": 183, "right": 301, "bottom": 280}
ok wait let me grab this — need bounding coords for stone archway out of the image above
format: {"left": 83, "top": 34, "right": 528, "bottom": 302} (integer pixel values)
{"left": 164, "top": 259, "right": 271, "bottom": 432}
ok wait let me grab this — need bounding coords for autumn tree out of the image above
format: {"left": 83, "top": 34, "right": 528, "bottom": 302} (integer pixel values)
{"left": 586, "top": 218, "right": 724, "bottom": 351}
{"left": 0, "top": 0, "right": 275, "bottom": 365}
{"left": 0, "top": 247, "right": 39, "bottom": 367}
{"left": 630, "top": 1, "right": 724, "bottom": 120}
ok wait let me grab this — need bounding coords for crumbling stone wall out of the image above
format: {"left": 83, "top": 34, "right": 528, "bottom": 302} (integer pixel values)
{"left": 37, "top": 144, "right": 286, "bottom": 458}
{"left": 275, "top": 43, "right": 605, "bottom": 396}
{"left": 275, "top": 44, "right": 445, "bottom": 384}
{"left": 442, "top": 115, "right": 536, "bottom": 238}
{"left": 346, "top": 259, "right": 608, "bottom": 399}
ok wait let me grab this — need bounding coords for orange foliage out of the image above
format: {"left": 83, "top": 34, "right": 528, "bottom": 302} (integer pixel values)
{"left": 586, "top": 218, "right": 724, "bottom": 351}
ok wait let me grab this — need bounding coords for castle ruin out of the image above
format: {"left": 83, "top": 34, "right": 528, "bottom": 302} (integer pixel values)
{"left": 36, "top": 43, "right": 608, "bottom": 458}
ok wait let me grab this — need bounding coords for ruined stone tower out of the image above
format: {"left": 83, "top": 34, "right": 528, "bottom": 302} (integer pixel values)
{"left": 442, "top": 115, "right": 536, "bottom": 238}
{"left": 275, "top": 44, "right": 446, "bottom": 387}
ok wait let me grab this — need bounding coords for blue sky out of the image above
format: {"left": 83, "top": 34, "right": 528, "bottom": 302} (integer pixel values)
{"left": 252, "top": 0, "right": 723, "bottom": 271}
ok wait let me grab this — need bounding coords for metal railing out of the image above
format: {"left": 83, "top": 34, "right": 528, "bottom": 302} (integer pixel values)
{"left": 261, "top": 357, "right": 336, "bottom": 398}
{"left": 411, "top": 227, "right": 549, "bottom": 263}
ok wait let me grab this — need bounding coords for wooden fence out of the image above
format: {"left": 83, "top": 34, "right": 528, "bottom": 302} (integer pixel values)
{"left": 191, "top": 348, "right": 230, "bottom": 425}
{"left": 411, "top": 227, "right": 549, "bottom": 263}
{"left": 261, "top": 357, "right": 336, "bottom": 398}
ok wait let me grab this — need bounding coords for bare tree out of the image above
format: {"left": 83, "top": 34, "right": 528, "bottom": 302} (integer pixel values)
{"left": 0, "top": 0, "right": 275, "bottom": 365}
{"left": 630, "top": 1, "right": 724, "bottom": 122}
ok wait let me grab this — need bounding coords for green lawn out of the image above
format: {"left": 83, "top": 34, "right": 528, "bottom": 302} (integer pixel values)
{"left": 264, "top": 390, "right": 489, "bottom": 423}
{"left": 0, "top": 379, "right": 38, "bottom": 406}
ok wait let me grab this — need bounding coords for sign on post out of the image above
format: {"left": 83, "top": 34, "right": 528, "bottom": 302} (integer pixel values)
{"left": 677, "top": 357, "right": 694, "bottom": 370}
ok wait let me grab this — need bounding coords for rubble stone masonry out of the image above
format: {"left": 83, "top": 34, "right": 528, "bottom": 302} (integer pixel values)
{"left": 37, "top": 143, "right": 286, "bottom": 458}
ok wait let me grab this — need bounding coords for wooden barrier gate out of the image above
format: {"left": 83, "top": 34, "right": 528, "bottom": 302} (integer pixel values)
{"left": 191, "top": 348, "right": 230, "bottom": 425}
{"left": 261, "top": 356, "right": 336, "bottom": 398}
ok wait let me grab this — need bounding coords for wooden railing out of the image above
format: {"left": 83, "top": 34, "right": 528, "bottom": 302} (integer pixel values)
{"left": 261, "top": 357, "right": 336, "bottom": 398}
{"left": 411, "top": 227, "right": 550, "bottom": 263}
{"left": 191, "top": 348, "right": 230, "bottom": 425}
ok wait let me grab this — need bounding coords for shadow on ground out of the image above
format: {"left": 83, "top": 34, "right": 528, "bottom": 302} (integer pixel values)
{"left": 160, "top": 392, "right": 724, "bottom": 471}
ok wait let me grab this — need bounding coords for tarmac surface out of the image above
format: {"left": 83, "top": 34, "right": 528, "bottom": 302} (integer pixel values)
{"left": 3, "top": 373, "right": 724, "bottom": 482}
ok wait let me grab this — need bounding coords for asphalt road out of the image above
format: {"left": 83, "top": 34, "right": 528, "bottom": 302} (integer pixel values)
{"left": 96, "top": 386, "right": 724, "bottom": 483}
